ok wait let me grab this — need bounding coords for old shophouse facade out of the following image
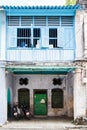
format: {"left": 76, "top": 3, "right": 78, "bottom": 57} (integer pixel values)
{"left": 0, "top": 2, "right": 87, "bottom": 125}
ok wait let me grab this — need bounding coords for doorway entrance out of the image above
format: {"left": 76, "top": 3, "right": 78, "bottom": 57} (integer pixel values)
{"left": 34, "top": 90, "right": 47, "bottom": 115}
{"left": 18, "top": 88, "right": 30, "bottom": 109}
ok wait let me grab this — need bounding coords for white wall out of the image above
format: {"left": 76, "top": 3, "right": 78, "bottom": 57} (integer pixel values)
{"left": 0, "top": 67, "right": 7, "bottom": 126}
{"left": 74, "top": 69, "right": 86, "bottom": 119}
{"left": 0, "top": 9, "right": 6, "bottom": 60}
{"left": 75, "top": 10, "right": 84, "bottom": 60}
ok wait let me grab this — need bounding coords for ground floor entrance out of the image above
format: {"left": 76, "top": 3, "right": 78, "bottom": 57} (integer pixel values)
{"left": 34, "top": 90, "right": 47, "bottom": 115}
{"left": 7, "top": 73, "right": 74, "bottom": 120}
{"left": 0, "top": 63, "right": 87, "bottom": 126}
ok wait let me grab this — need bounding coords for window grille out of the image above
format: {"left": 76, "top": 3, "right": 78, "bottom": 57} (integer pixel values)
{"left": 34, "top": 16, "right": 46, "bottom": 26}
{"left": 61, "top": 16, "right": 73, "bottom": 26}
{"left": 21, "top": 16, "right": 33, "bottom": 26}
{"left": 48, "top": 16, "right": 60, "bottom": 26}
{"left": 17, "top": 28, "right": 40, "bottom": 48}
{"left": 8, "top": 16, "right": 19, "bottom": 26}
{"left": 17, "top": 28, "right": 31, "bottom": 47}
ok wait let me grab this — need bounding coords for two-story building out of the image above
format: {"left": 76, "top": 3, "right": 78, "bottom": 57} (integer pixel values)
{"left": 0, "top": 2, "right": 87, "bottom": 125}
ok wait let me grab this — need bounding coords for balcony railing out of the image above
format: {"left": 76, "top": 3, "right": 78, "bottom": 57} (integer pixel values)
{"left": 6, "top": 48, "right": 74, "bottom": 62}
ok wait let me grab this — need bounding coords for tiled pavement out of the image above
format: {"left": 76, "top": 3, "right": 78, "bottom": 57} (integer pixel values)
{"left": 0, "top": 117, "right": 87, "bottom": 130}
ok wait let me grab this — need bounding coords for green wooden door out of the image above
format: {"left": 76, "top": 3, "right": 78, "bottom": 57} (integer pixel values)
{"left": 34, "top": 93, "right": 47, "bottom": 115}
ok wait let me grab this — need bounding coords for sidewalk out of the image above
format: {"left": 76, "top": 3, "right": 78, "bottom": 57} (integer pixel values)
{"left": 0, "top": 117, "right": 87, "bottom": 130}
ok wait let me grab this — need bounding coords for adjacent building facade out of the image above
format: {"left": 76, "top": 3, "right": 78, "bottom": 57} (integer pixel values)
{"left": 0, "top": 3, "right": 87, "bottom": 125}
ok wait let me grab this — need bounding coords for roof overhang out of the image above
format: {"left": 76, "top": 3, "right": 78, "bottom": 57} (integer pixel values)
{"left": 1, "top": 5, "right": 81, "bottom": 16}
{"left": 6, "top": 65, "right": 76, "bottom": 75}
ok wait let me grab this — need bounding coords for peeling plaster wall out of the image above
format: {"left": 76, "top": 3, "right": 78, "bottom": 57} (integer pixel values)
{"left": 12, "top": 74, "right": 73, "bottom": 117}
{"left": 66, "top": 72, "right": 74, "bottom": 117}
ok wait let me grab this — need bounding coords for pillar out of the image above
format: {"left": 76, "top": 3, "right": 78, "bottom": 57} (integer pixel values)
{"left": 0, "top": 9, "right": 6, "bottom": 61}
{"left": 0, "top": 67, "right": 7, "bottom": 126}
{"left": 83, "top": 11, "right": 87, "bottom": 57}
{"left": 75, "top": 10, "right": 84, "bottom": 60}
{"left": 74, "top": 68, "right": 86, "bottom": 119}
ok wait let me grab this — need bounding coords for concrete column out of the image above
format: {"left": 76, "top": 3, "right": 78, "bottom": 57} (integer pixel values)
{"left": 83, "top": 10, "right": 87, "bottom": 57}
{"left": 74, "top": 68, "right": 86, "bottom": 119}
{"left": 85, "top": 64, "right": 87, "bottom": 117}
{"left": 48, "top": 89, "right": 51, "bottom": 116}
{"left": 0, "top": 67, "right": 7, "bottom": 126}
{"left": 30, "top": 89, "right": 33, "bottom": 114}
{"left": 75, "top": 10, "right": 84, "bottom": 60}
{"left": 0, "top": 9, "right": 6, "bottom": 60}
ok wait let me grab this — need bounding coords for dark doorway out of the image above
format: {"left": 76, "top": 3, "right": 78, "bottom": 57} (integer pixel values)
{"left": 18, "top": 88, "right": 30, "bottom": 109}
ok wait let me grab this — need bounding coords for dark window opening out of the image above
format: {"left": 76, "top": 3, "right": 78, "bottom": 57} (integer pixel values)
{"left": 49, "top": 29, "right": 57, "bottom": 48}
{"left": 17, "top": 28, "right": 31, "bottom": 48}
{"left": 33, "top": 28, "right": 40, "bottom": 48}
{"left": 17, "top": 28, "right": 40, "bottom": 48}
{"left": 51, "top": 88, "right": 63, "bottom": 108}
{"left": 18, "top": 88, "right": 30, "bottom": 109}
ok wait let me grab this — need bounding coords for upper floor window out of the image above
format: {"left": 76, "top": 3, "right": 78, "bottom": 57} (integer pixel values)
{"left": 7, "top": 16, "right": 74, "bottom": 49}
{"left": 33, "top": 28, "right": 40, "bottom": 48}
{"left": 17, "top": 28, "right": 31, "bottom": 47}
{"left": 49, "top": 29, "right": 57, "bottom": 48}
{"left": 17, "top": 28, "right": 41, "bottom": 48}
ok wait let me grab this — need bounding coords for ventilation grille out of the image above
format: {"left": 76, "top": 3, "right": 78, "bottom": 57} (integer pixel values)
{"left": 8, "top": 16, "right": 74, "bottom": 26}
{"left": 8, "top": 16, "right": 19, "bottom": 26}
{"left": 21, "top": 16, "right": 33, "bottom": 26}
{"left": 34, "top": 16, "right": 46, "bottom": 26}
{"left": 61, "top": 16, "right": 73, "bottom": 26}
{"left": 48, "top": 16, "right": 60, "bottom": 26}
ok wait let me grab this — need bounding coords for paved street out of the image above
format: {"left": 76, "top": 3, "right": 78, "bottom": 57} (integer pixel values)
{"left": 0, "top": 117, "right": 87, "bottom": 130}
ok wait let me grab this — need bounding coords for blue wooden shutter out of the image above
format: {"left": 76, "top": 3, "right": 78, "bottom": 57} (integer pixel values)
{"left": 7, "top": 27, "right": 17, "bottom": 48}
{"left": 64, "top": 28, "right": 74, "bottom": 48}
{"left": 58, "top": 27, "right": 65, "bottom": 48}
{"left": 41, "top": 27, "right": 49, "bottom": 48}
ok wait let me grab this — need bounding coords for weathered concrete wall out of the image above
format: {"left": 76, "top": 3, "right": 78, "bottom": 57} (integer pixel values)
{"left": 75, "top": 10, "right": 84, "bottom": 60}
{"left": 66, "top": 72, "right": 74, "bottom": 117}
{"left": 75, "top": 10, "right": 87, "bottom": 59}
{"left": 83, "top": 10, "right": 87, "bottom": 58}
{"left": 12, "top": 74, "right": 73, "bottom": 117}
{"left": 74, "top": 68, "right": 86, "bottom": 119}
{"left": 0, "top": 67, "right": 7, "bottom": 126}
{"left": 75, "top": 9, "right": 87, "bottom": 119}
{"left": 0, "top": 9, "right": 6, "bottom": 60}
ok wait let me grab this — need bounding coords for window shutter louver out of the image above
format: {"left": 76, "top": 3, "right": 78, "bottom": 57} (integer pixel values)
{"left": 21, "top": 16, "right": 33, "bottom": 26}
{"left": 61, "top": 16, "right": 73, "bottom": 26}
{"left": 34, "top": 16, "right": 46, "bottom": 26}
{"left": 48, "top": 16, "right": 60, "bottom": 26}
{"left": 8, "top": 16, "right": 19, "bottom": 26}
